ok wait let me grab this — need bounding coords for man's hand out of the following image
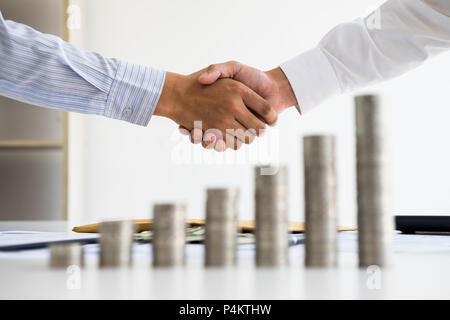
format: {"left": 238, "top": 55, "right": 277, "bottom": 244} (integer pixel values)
{"left": 199, "top": 61, "right": 297, "bottom": 114}
{"left": 154, "top": 68, "right": 278, "bottom": 151}
{"left": 179, "top": 61, "right": 298, "bottom": 149}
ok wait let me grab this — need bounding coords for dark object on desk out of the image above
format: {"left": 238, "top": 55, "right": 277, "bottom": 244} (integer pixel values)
{"left": 0, "top": 232, "right": 99, "bottom": 251}
{"left": 395, "top": 216, "right": 450, "bottom": 234}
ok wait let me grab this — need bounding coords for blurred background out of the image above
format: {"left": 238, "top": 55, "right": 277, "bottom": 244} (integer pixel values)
{"left": 1, "top": 0, "right": 450, "bottom": 228}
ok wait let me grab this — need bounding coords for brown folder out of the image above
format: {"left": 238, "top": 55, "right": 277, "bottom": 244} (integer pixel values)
{"left": 73, "top": 219, "right": 355, "bottom": 233}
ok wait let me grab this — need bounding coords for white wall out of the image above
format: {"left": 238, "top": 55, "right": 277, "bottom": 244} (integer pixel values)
{"left": 68, "top": 0, "right": 450, "bottom": 227}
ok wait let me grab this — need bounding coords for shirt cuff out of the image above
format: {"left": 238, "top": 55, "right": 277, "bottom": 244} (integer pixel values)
{"left": 280, "top": 47, "right": 341, "bottom": 114}
{"left": 104, "top": 60, "right": 166, "bottom": 126}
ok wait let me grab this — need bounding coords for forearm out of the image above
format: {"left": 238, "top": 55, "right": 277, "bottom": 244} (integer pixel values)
{"left": 0, "top": 11, "right": 165, "bottom": 126}
{"left": 281, "top": 0, "right": 450, "bottom": 113}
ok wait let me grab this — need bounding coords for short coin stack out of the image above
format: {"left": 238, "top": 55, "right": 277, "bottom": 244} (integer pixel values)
{"left": 99, "top": 220, "right": 135, "bottom": 268}
{"left": 49, "top": 243, "right": 84, "bottom": 268}
{"left": 355, "top": 95, "right": 393, "bottom": 267}
{"left": 303, "top": 135, "right": 337, "bottom": 267}
{"left": 205, "top": 188, "right": 239, "bottom": 267}
{"left": 152, "top": 204, "right": 186, "bottom": 267}
{"left": 254, "top": 166, "right": 288, "bottom": 267}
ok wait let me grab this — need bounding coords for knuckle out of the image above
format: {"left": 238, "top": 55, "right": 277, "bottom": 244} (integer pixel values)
{"left": 221, "top": 123, "right": 231, "bottom": 133}
{"left": 227, "top": 60, "right": 238, "bottom": 67}
{"left": 228, "top": 79, "right": 242, "bottom": 91}
{"left": 228, "top": 101, "right": 241, "bottom": 113}
{"left": 234, "top": 81, "right": 246, "bottom": 94}
{"left": 207, "top": 64, "right": 217, "bottom": 72}
{"left": 261, "top": 102, "right": 272, "bottom": 116}
{"left": 247, "top": 128, "right": 257, "bottom": 138}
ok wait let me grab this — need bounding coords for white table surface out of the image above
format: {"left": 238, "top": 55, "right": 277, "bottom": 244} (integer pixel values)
{"left": 1, "top": 221, "right": 450, "bottom": 300}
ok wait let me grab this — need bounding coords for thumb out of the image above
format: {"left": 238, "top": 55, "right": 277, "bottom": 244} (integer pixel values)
{"left": 198, "top": 69, "right": 221, "bottom": 85}
{"left": 197, "top": 61, "right": 241, "bottom": 85}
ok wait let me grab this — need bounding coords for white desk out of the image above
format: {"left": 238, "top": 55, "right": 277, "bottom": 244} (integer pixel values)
{"left": 1, "top": 221, "right": 449, "bottom": 299}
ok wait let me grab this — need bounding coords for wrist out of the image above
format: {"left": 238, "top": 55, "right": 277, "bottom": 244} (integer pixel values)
{"left": 153, "top": 72, "right": 184, "bottom": 122}
{"left": 266, "top": 67, "right": 298, "bottom": 112}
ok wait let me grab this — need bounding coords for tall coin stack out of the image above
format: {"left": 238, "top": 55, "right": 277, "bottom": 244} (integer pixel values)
{"left": 152, "top": 204, "right": 186, "bottom": 267}
{"left": 355, "top": 95, "right": 393, "bottom": 267}
{"left": 99, "top": 220, "right": 135, "bottom": 268}
{"left": 254, "top": 166, "right": 288, "bottom": 267}
{"left": 205, "top": 188, "right": 239, "bottom": 267}
{"left": 49, "top": 243, "right": 84, "bottom": 268}
{"left": 303, "top": 135, "right": 337, "bottom": 267}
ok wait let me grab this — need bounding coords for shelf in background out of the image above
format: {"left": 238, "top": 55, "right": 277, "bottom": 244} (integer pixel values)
{"left": 0, "top": 140, "right": 63, "bottom": 149}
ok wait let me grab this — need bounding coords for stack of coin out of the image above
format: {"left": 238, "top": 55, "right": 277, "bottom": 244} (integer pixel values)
{"left": 49, "top": 243, "right": 84, "bottom": 268}
{"left": 99, "top": 220, "right": 135, "bottom": 268}
{"left": 152, "top": 204, "right": 186, "bottom": 267}
{"left": 355, "top": 95, "right": 393, "bottom": 267}
{"left": 254, "top": 166, "right": 288, "bottom": 267}
{"left": 205, "top": 188, "right": 239, "bottom": 267}
{"left": 303, "top": 135, "right": 337, "bottom": 267}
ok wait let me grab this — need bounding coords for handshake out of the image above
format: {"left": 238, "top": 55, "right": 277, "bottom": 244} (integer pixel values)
{"left": 154, "top": 61, "right": 298, "bottom": 152}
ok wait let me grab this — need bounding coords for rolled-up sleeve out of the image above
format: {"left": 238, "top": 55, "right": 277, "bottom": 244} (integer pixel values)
{"left": 0, "top": 11, "right": 165, "bottom": 126}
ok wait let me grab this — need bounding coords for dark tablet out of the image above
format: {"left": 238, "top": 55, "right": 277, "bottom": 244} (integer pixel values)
{"left": 395, "top": 216, "right": 450, "bottom": 234}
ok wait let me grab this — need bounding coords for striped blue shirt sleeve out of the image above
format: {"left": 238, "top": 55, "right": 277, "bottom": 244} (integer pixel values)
{"left": 0, "top": 11, "right": 166, "bottom": 126}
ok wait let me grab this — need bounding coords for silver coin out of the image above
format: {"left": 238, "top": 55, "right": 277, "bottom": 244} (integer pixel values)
{"left": 152, "top": 203, "right": 186, "bottom": 267}
{"left": 303, "top": 135, "right": 337, "bottom": 268}
{"left": 49, "top": 243, "right": 84, "bottom": 268}
{"left": 205, "top": 188, "right": 239, "bottom": 267}
{"left": 99, "top": 220, "right": 135, "bottom": 268}
{"left": 355, "top": 95, "right": 393, "bottom": 268}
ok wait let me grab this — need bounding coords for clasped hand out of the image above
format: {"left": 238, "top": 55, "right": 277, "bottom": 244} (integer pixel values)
{"left": 154, "top": 61, "right": 297, "bottom": 151}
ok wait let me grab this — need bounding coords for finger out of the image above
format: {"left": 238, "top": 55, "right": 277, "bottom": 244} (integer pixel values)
{"left": 188, "top": 132, "right": 215, "bottom": 148}
{"left": 235, "top": 107, "right": 266, "bottom": 139}
{"left": 233, "top": 137, "right": 243, "bottom": 150}
{"left": 232, "top": 120, "right": 256, "bottom": 145}
{"left": 204, "top": 139, "right": 216, "bottom": 150}
{"left": 247, "top": 109, "right": 268, "bottom": 137}
{"left": 189, "top": 131, "right": 195, "bottom": 144}
{"left": 224, "top": 134, "right": 243, "bottom": 151}
{"left": 240, "top": 86, "right": 278, "bottom": 126}
{"left": 190, "top": 127, "right": 203, "bottom": 144}
{"left": 202, "top": 132, "right": 217, "bottom": 149}
{"left": 202, "top": 128, "right": 222, "bottom": 149}
{"left": 225, "top": 121, "right": 252, "bottom": 145}
{"left": 198, "top": 61, "right": 242, "bottom": 85}
{"left": 178, "top": 126, "right": 190, "bottom": 136}
{"left": 214, "top": 139, "right": 227, "bottom": 152}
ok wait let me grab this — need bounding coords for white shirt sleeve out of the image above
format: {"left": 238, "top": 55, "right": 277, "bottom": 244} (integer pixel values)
{"left": 280, "top": 0, "right": 450, "bottom": 114}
